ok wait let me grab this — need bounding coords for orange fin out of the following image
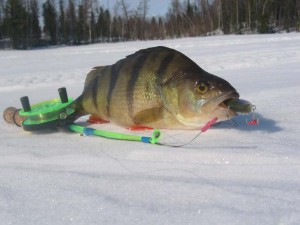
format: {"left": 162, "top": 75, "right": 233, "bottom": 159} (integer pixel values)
{"left": 87, "top": 114, "right": 110, "bottom": 124}
{"left": 127, "top": 125, "right": 153, "bottom": 131}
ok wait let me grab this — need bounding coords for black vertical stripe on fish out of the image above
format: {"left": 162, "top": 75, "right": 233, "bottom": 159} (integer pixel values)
{"left": 91, "top": 75, "right": 100, "bottom": 110}
{"left": 156, "top": 52, "right": 176, "bottom": 86}
{"left": 107, "top": 60, "right": 126, "bottom": 117}
{"left": 127, "top": 53, "right": 149, "bottom": 120}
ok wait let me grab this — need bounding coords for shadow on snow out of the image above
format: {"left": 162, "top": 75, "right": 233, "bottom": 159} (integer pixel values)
{"left": 215, "top": 113, "right": 282, "bottom": 133}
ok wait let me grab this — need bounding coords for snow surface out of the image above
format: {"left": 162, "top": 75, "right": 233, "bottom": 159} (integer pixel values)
{"left": 1, "top": 33, "right": 300, "bottom": 225}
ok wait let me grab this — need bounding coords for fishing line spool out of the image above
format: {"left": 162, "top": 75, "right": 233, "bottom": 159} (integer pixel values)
{"left": 19, "top": 87, "right": 75, "bottom": 131}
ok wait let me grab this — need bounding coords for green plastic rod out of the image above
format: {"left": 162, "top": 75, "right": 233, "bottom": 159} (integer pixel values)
{"left": 69, "top": 124, "right": 161, "bottom": 144}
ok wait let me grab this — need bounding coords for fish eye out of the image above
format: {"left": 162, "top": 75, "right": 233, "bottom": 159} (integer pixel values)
{"left": 196, "top": 82, "right": 209, "bottom": 94}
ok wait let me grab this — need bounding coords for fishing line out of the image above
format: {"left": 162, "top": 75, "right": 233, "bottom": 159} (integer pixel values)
{"left": 97, "top": 147, "right": 250, "bottom": 197}
{"left": 157, "top": 130, "right": 203, "bottom": 148}
{"left": 158, "top": 129, "right": 196, "bottom": 142}
{"left": 157, "top": 117, "right": 218, "bottom": 147}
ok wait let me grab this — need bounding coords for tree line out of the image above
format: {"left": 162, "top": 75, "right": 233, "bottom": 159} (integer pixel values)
{"left": 0, "top": 0, "right": 299, "bottom": 49}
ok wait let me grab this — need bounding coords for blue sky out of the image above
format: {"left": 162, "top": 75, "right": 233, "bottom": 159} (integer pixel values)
{"left": 102, "top": 0, "right": 171, "bottom": 17}
{"left": 40, "top": 0, "right": 172, "bottom": 17}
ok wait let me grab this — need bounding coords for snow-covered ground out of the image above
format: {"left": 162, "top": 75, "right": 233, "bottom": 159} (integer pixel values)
{"left": 1, "top": 33, "right": 300, "bottom": 225}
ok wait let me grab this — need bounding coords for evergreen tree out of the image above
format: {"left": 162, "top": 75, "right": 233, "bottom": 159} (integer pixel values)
{"left": 28, "top": 0, "right": 41, "bottom": 47}
{"left": 111, "top": 16, "right": 120, "bottom": 41}
{"left": 0, "top": 20, "right": 2, "bottom": 40}
{"left": 119, "top": 0, "right": 130, "bottom": 40}
{"left": 97, "top": 7, "right": 104, "bottom": 41}
{"left": 66, "top": 0, "right": 77, "bottom": 44}
{"left": 186, "top": 0, "right": 194, "bottom": 20}
{"left": 185, "top": 0, "right": 196, "bottom": 35}
{"left": 105, "top": 9, "right": 111, "bottom": 40}
{"left": 58, "top": 0, "right": 67, "bottom": 44}
{"left": 0, "top": 0, "right": 4, "bottom": 39}
{"left": 76, "top": 4, "right": 88, "bottom": 44}
{"left": 4, "top": 0, "right": 28, "bottom": 49}
{"left": 283, "top": 0, "right": 297, "bottom": 32}
{"left": 158, "top": 17, "right": 165, "bottom": 39}
{"left": 90, "top": 10, "right": 96, "bottom": 43}
{"left": 149, "top": 16, "right": 158, "bottom": 39}
{"left": 97, "top": 7, "right": 110, "bottom": 42}
{"left": 42, "top": 0, "right": 57, "bottom": 44}
{"left": 136, "top": 0, "right": 149, "bottom": 39}
{"left": 297, "top": 0, "right": 300, "bottom": 31}
{"left": 169, "top": 0, "right": 183, "bottom": 37}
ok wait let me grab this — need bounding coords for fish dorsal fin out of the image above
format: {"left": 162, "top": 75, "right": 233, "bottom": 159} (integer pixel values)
{"left": 84, "top": 66, "right": 103, "bottom": 89}
{"left": 133, "top": 107, "right": 163, "bottom": 125}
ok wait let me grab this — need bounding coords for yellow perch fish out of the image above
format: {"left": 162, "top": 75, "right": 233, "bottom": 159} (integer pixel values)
{"left": 73, "top": 46, "right": 252, "bottom": 129}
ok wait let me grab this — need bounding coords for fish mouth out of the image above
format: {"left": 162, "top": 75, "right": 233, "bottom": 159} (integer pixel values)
{"left": 218, "top": 91, "right": 239, "bottom": 109}
{"left": 199, "top": 91, "right": 240, "bottom": 118}
{"left": 208, "top": 91, "right": 240, "bottom": 109}
{"left": 218, "top": 92, "right": 253, "bottom": 114}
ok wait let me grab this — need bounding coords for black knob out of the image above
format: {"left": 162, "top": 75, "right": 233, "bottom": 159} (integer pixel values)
{"left": 58, "top": 87, "right": 68, "bottom": 103}
{"left": 20, "top": 96, "right": 31, "bottom": 112}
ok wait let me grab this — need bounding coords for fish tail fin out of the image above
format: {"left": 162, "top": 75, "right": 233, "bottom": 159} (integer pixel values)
{"left": 68, "top": 95, "right": 87, "bottom": 122}
{"left": 70, "top": 66, "right": 105, "bottom": 120}
{"left": 69, "top": 66, "right": 108, "bottom": 122}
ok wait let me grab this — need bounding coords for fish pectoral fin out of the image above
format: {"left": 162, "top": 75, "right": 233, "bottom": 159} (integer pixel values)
{"left": 133, "top": 107, "right": 164, "bottom": 125}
